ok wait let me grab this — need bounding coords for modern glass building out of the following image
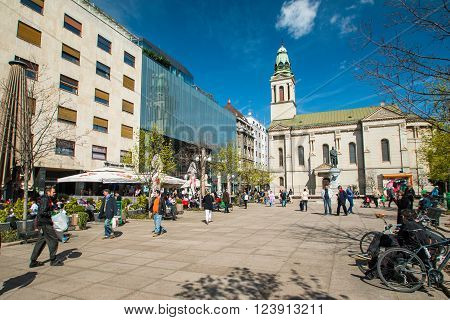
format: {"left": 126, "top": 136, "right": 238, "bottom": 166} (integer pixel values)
{"left": 137, "top": 38, "right": 236, "bottom": 149}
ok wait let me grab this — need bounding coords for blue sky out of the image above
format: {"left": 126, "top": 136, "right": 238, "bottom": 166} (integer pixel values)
{"left": 95, "top": 0, "right": 394, "bottom": 125}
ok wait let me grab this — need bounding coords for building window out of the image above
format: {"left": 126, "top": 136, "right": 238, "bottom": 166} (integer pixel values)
{"left": 381, "top": 139, "right": 390, "bottom": 162}
{"left": 349, "top": 142, "right": 356, "bottom": 164}
{"left": 121, "top": 125, "right": 133, "bottom": 139}
{"left": 64, "top": 14, "right": 82, "bottom": 36}
{"left": 59, "top": 74, "right": 78, "bottom": 94}
{"left": 323, "top": 144, "right": 330, "bottom": 164}
{"left": 57, "top": 106, "right": 77, "bottom": 124}
{"left": 97, "top": 35, "right": 111, "bottom": 53}
{"left": 279, "top": 86, "right": 284, "bottom": 102}
{"left": 120, "top": 150, "right": 131, "bottom": 163}
{"left": 124, "top": 51, "right": 135, "bottom": 67}
{"left": 93, "top": 117, "right": 108, "bottom": 133}
{"left": 14, "top": 56, "right": 39, "bottom": 80}
{"left": 20, "top": 0, "right": 44, "bottom": 14}
{"left": 279, "top": 148, "right": 284, "bottom": 167}
{"left": 279, "top": 177, "right": 284, "bottom": 187}
{"left": 55, "top": 139, "right": 75, "bottom": 156}
{"left": 122, "top": 99, "right": 134, "bottom": 114}
{"left": 17, "top": 21, "right": 41, "bottom": 47}
{"left": 123, "top": 75, "right": 134, "bottom": 91}
{"left": 94, "top": 89, "right": 109, "bottom": 106}
{"left": 287, "top": 84, "right": 290, "bottom": 101}
{"left": 298, "top": 146, "right": 305, "bottom": 166}
{"left": 96, "top": 61, "right": 110, "bottom": 80}
{"left": 92, "top": 145, "right": 107, "bottom": 160}
{"left": 61, "top": 44, "right": 80, "bottom": 65}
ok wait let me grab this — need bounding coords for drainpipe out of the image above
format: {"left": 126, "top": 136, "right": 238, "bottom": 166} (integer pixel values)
{"left": 290, "top": 128, "right": 294, "bottom": 194}
{"left": 283, "top": 135, "right": 287, "bottom": 189}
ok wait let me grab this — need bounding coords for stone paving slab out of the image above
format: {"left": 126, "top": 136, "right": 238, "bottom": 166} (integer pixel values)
{"left": 0, "top": 200, "right": 448, "bottom": 300}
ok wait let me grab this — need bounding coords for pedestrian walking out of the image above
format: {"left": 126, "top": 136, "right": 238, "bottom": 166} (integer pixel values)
{"left": 336, "top": 186, "right": 348, "bottom": 216}
{"left": 203, "top": 191, "right": 214, "bottom": 224}
{"left": 99, "top": 189, "right": 117, "bottom": 239}
{"left": 269, "top": 190, "right": 275, "bottom": 207}
{"left": 223, "top": 189, "right": 230, "bottom": 213}
{"left": 404, "top": 183, "right": 415, "bottom": 210}
{"left": 301, "top": 188, "right": 309, "bottom": 212}
{"left": 373, "top": 188, "right": 381, "bottom": 208}
{"left": 281, "top": 190, "right": 287, "bottom": 207}
{"left": 243, "top": 192, "right": 249, "bottom": 209}
{"left": 346, "top": 186, "right": 354, "bottom": 214}
{"left": 321, "top": 185, "right": 332, "bottom": 215}
{"left": 30, "top": 186, "right": 63, "bottom": 268}
{"left": 150, "top": 190, "right": 167, "bottom": 236}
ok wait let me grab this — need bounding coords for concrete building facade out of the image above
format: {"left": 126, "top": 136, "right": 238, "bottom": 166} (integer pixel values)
{"left": 0, "top": 0, "right": 142, "bottom": 192}
{"left": 246, "top": 112, "right": 268, "bottom": 168}
{"left": 224, "top": 99, "right": 254, "bottom": 164}
{"left": 268, "top": 45, "right": 431, "bottom": 195}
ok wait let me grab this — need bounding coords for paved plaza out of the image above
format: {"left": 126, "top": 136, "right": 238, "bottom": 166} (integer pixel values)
{"left": 0, "top": 200, "right": 448, "bottom": 300}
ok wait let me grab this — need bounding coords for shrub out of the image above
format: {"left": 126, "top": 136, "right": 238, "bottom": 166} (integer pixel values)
{"left": 65, "top": 198, "right": 85, "bottom": 216}
{"left": 128, "top": 213, "right": 148, "bottom": 219}
{"left": 0, "top": 209, "right": 8, "bottom": 223}
{"left": 175, "top": 198, "right": 182, "bottom": 204}
{"left": 1, "top": 230, "right": 19, "bottom": 242}
{"left": 77, "top": 211, "right": 88, "bottom": 230}
{"left": 86, "top": 197, "right": 94, "bottom": 204}
{"left": 95, "top": 199, "right": 103, "bottom": 211}
{"left": 122, "top": 198, "right": 131, "bottom": 208}
{"left": 136, "top": 195, "right": 148, "bottom": 209}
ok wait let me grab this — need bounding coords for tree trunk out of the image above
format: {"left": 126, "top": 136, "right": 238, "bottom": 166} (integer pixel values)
{"left": 23, "top": 164, "right": 28, "bottom": 220}
{"left": 227, "top": 174, "right": 231, "bottom": 195}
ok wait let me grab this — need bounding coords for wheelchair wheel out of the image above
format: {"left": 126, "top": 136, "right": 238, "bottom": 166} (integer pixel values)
{"left": 377, "top": 247, "right": 427, "bottom": 293}
{"left": 360, "top": 231, "right": 378, "bottom": 254}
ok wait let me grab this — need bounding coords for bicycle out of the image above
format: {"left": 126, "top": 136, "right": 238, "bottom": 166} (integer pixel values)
{"left": 359, "top": 214, "right": 399, "bottom": 254}
{"left": 376, "top": 237, "right": 450, "bottom": 293}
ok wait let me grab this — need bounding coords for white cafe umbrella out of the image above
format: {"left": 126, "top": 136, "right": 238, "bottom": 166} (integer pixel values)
{"left": 181, "top": 179, "right": 211, "bottom": 189}
{"left": 57, "top": 167, "right": 139, "bottom": 184}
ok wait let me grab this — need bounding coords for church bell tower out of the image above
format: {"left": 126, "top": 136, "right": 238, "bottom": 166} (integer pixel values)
{"left": 270, "top": 45, "right": 296, "bottom": 121}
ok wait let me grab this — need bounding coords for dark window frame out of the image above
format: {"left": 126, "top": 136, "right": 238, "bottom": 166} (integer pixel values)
{"left": 20, "top": 0, "right": 44, "bottom": 14}
{"left": 63, "top": 14, "right": 82, "bottom": 36}
{"left": 381, "top": 139, "right": 390, "bottom": 162}
{"left": 124, "top": 51, "right": 135, "bottom": 67}
{"left": 323, "top": 144, "right": 330, "bottom": 164}
{"left": 96, "top": 61, "right": 110, "bottom": 80}
{"left": 59, "top": 74, "right": 78, "bottom": 95}
{"left": 55, "top": 139, "right": 75, "bottom": 156}
{"left": 298, "top": 145, "right": 305, "bottom": 166}
{"left": 92, "top": 145, "right": 107, "bottom": 160}
{"left": 349, "top": 142, "right": 357, "bottom": 164}
{"left": 279, "top": 148, "right": 284, "bottom": 167}
{"left": 97, "top": 34, "right": 112, "bottom": 53}
{"left": 61, "top": 44, "right": 80, "bottom": 65}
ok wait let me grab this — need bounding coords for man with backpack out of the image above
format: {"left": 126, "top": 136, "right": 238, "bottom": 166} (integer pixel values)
{"left": 29, "top": 186, "right": 63, "bottom": 268}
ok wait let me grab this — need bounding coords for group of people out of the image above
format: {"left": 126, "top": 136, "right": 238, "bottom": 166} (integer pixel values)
{"left": 321, "top": 185, "right": 355, "bottom": 215}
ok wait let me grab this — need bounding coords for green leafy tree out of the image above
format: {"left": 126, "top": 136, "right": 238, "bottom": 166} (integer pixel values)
{"left": 211, "top": 142, "right": 239, "bottom": 194}
{"left": 124, "top": 125, "right": 176, "bottom": 193}
{"left": 420, "top": 129, "right": 450, "bottom": 185}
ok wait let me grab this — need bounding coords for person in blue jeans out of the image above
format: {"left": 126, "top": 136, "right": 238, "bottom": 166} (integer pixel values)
{"left": 346, "top": 186, "right": 354, "bottom": 214}
{"left": 321, "top": 185, "right": 332, "bottom": 215}
{"left": 99, "top": 189, "right": 117, "bottom": 239}
{"left": 150, "top": 190, "right": 167, "bottom": 237}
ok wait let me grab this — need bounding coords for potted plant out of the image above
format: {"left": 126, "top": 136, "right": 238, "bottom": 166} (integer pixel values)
{"left": 0, "top": 209, "right": 10, "bottom": 232}
{"left": 77, "top": 211, "right": 88, "bottom": 230}
{"left": 65, "top": 198, "right": 86, "bottom": 227}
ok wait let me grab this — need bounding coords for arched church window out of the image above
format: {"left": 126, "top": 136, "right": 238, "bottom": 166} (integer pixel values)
{"left": 323, "top": 144, "right": 330, "bottom": 164}
{"left": 279, "top": 86, "right": 284, "bottom": 102}
{"left": 349, "top": 142, "right": 356, "bottom": 164}
{"left": 298, "top": 146, "right": 305, "bottom": 166}
{"left": 279, "top": 177, "right": 284, "bottom": 187}
{"left": 381, "top": 139, "right": 390, "bottom": 162}
{"left": 279, "top": 148, "right": 284, "bottom": 167}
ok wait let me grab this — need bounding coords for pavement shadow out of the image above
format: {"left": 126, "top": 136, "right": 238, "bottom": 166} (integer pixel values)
{"left": 0, "top": 272, "right": 37, "bottom": 296}
{"left": 112, "top": 231, "right": 123, "bottom": 238}
{"left": 174, "top": 267, "right": 343, "bottom": 300}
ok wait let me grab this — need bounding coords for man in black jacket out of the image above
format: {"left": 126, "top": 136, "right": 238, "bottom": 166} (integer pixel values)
{"left": 30, "top": 186, "right": 63, "bottom": 267}
{"left": 223, "top": 190, "right": 230, "bottom": 213}
{"left": 203, "top": 191, "right": 214, "bottom": 225}
{"left": 99, "top": 189, "right": 117, "bottom": 239}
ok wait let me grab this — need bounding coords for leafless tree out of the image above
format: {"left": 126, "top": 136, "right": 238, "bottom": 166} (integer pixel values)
{"left": 0, "top": 64, "right": 87, "bottom": 219}
{"left": 358, "top": 0, "right": 449, "bottom": 131}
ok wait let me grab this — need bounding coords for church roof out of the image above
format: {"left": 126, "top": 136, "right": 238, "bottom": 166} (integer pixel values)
{"left": 269, "top": 105, "right": 404, "bottom": 130}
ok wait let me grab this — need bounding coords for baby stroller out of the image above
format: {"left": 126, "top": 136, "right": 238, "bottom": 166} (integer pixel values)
{"left": 362, "top": 196, "right": 371, "bottom": 208}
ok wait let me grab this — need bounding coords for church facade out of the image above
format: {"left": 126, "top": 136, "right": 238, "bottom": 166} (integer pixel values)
{"left": 268, "top": 45, "right": 431, "bottom": 195}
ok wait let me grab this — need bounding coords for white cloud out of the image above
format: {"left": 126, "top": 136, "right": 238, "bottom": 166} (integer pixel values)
{"left": 346, "top": 4, "right": 357, "bottom": 10}
{"left": 360, "top": 0, "right": 375, "bottom": 4}
{"left": 330, "top": 14, "right": 340, "bottom": 24}
{"left": 276, "top": 0, "right": 321, "bottom": 39}
{"left": 339, "top": 15, "right": 357, "bottom": 34}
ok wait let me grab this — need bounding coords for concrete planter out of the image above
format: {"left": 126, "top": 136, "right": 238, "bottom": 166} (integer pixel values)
{"left": 176, "top": 203, "right": 184, "bottom": 213}
{"left": 16, "top": 220, "right": 38, "bottom": 242}
{"left": 71, "top": 214, "right": 79, "bottom": 227}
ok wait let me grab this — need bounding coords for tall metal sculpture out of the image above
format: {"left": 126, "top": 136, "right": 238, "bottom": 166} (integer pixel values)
{"left": 0, "top": 61, "right": 31, "bottom": 202}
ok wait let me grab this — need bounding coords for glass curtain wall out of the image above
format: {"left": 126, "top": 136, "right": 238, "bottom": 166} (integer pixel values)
{"left": 140, "top": 55, "right": 236, "bottom": 148}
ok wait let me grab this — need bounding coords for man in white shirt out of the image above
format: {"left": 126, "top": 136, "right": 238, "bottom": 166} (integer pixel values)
{"left": 301, "top": 188, "right": 309, "bottom": 212}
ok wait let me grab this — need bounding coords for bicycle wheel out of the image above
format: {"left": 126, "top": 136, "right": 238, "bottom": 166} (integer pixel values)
{"left": 377, "top": 247, "right": 427, "bottom": 293}
{"left": 360, "top": 231, "right": 378, "bottom": 254}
